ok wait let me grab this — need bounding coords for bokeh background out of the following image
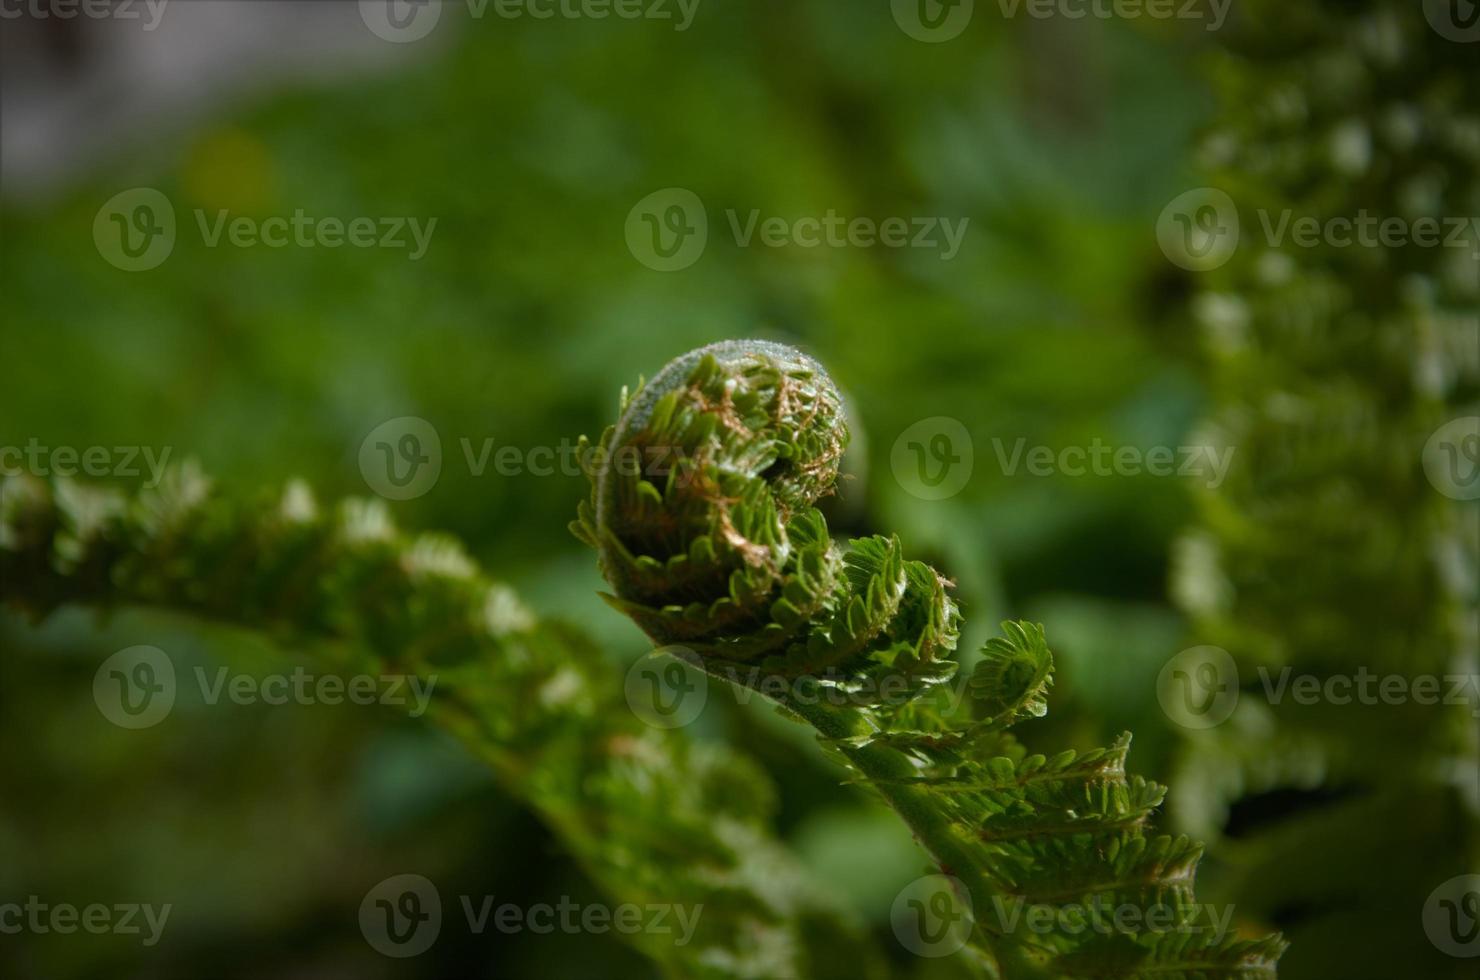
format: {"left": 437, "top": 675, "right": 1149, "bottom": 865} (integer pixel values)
{"left": 2, "top": 2, "right": 1473, "bottom": 978}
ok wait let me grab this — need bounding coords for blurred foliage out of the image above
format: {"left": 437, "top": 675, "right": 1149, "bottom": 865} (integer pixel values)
{"left": 3, "top": 467, "right": 881, "bottom": 978}
{"left": 4, "top": 1, "right": 1437, "bottom": 977}
{"left": 1170, "top": 3, "right": 1480, "bottom": 980}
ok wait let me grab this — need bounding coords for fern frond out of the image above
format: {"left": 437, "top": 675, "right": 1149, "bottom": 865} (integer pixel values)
{"left": 576, "top": 340, "right": 1286, "bottom": 978}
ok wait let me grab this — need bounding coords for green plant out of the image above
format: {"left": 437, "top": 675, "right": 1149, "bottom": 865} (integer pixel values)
{"left": 0, "top": 466, "right": 879, "bottom": 979}
{"left": 573, "top": 339, "right": 1286, "bottom": 978}
{"left": 1170, "top": 3, "right": 1480, "bottom": 978}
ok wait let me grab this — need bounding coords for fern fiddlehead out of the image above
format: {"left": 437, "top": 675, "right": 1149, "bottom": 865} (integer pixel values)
{"left": 574, "top": 340, "right": 1286, "bottom": 978}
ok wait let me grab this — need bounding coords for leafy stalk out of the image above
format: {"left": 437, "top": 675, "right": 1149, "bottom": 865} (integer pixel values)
{"left": 573, "top": 339, "right": 1286, "bottom": 978}
{"left": 1171, "top": 2, "right": 1480, "bottom": 977}
{"left": 0, "top": 466, "right": 879, "bottom": 980}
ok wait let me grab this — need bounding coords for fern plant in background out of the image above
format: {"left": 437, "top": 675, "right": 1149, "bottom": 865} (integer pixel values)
{"left": 11, "top": 5, "right": 1469, "bottom": 976}
{"left": 573, "top": 339, "right": 1285, "bottom": 978}
{"left": 1170, "top": 2, "right": 1480, "bottom": 978}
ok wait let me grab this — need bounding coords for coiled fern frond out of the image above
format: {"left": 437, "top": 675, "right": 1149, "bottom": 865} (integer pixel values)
{"left": 574, "top": 340, "right": 1286, "bottom": 979}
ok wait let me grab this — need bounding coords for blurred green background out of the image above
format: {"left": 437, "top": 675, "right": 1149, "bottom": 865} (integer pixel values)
{"left": 2, "top": 3, "right": 1259, "bottom": 977}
